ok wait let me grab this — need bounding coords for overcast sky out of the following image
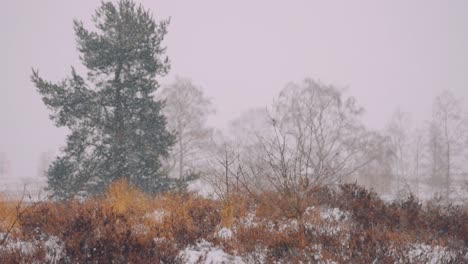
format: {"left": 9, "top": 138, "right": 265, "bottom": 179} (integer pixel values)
{"left": 1, "top": 0, "right": 467, "bottom": 184}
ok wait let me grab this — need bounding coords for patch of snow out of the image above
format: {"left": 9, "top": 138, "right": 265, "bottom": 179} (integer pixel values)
{"left": 279, "top": 219, "right": 299, "bottom": 232}
{"left": 44, "top": 236, "right": 65, "bottom": 264}
{"left": 153, "top": 237, "right": 167, "bottom": 245}
{"left": 179, "top": 240, "right": 245, "bottom": 264}
{"left": 320, "top": 207, "right": 349, "bottom": 221}
{"left": 242, "top": 245, "right": 268, "bottom": 264}
{"left": 305, "top": 207, "right": 352, "bottom": 238}
{"left": 132, "top": 223, "right": 149, "bottom": 236}
{"left": 304, "top": 206, "right": 315, "bottom": 215}
{"left": 407, "top": 243, "right": 466, "bottom": 264}
{"left": 2, "top": 240, "right": 36, "bottom": 256}
{"left": 308, "top": 244, "right": 340, "bottom": 264}
{"left": 145, "top": 209, "right": 165, "bottom": 222}
{"left": 216, "top": 227, "right": 233, "bottom": 240}
{"left": 237, "top": 211, "right": 258, "bottom": 228}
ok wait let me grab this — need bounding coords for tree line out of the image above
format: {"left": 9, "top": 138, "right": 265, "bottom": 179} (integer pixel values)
{"left": 28, "top": 0, "right": 467, "bottom": 202}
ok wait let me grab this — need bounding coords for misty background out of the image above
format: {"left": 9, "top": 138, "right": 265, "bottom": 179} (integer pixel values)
{"left": 1, "top": 0, "right": 467, "bottom": 194}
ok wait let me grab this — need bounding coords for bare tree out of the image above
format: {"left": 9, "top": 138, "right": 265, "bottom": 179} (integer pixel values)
{"left": 386, "top": 109, "right": 412, "bottom": 187}
{"left": 208, "top": 79, "right": 385, "bottom": 233}
{"left": 267, "top": 80, "right": 380, "bottom": 187}
{"left": 159, "top": 77, "right": 215, "bottom": 180}
{"left": 215, "top": 139, "right": 238, "bottom": 200}
{"left": 230, "top": 79, "right": 383, "bottom": 199}
{"left": 357, "top": 135, "right": 394, "bottom": 194}
{"left": 385, "top": 109, "right": 433, "bottom": 198}
{"left": 411, "top": 128, "right": 425, "bottom": 197}
{"left": 429, "top": 91, "right": 467, "bottom": 202}
{"left": 229, "top": 108, "right": 274, "bottom": 192}
{"left": 384, "top": 109, "right": 429, "bottom": 197}
{"left": 200, "top": 130, "right": 241, "bottom": 200}
{"left": 427, "top": 122, "right": 445, "bottom": 191}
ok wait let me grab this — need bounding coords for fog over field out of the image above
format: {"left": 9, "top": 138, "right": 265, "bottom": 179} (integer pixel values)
{"left": 1, "top": 1, "right": 468, "bottom": 262}
{"left": 1, "top": 0, "right": 468, "bottom": 196}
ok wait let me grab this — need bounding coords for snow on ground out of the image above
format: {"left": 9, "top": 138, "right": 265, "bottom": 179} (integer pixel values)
{"left": 145, "top": 208, "right": 166, "bottom": 222}
{"left": 0, "top": 234, "right": 65, "bottom": 263}
{"left": 131, "top": 223, "right": 150, "bottom": 236}
{"left": 178, "top": 240, "right": 244, "bottom": 264}
{"left": 43, "top": 236, "right": 65, "bottom": 264}
{"left": 304, "top": 206, "right": 352, "bottom": 238}
{"left": 216, "top": 227, "right": 233, "bottom": 240}
{"left": 2, "top": 240, "right": 36, "bottom": 257}
{"left": 240, "top": 245, "right": 268, "bottom": 264}
{"left": 319, "top": 207, "right": 349, "bottom": 222}
{"left": 238, "top": 212, "right": 258, "bottom": 228}
{"left": 407, "top": 243, "right": 465, "bottom": 264}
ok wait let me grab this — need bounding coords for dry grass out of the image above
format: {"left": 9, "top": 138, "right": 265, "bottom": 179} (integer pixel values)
{"left": 220, "top": 195, "right": 249, "bottom": 228}
{"left": 103, "top": 178, "right": 154, "bottom": 215}
{"left": 0, "top": 194, "right": 20, "bottom": 231}
{"left": 0, "top": 181, "right": 466, "bottom": 263}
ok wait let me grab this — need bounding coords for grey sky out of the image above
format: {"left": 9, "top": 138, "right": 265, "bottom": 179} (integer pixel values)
{"left": 1, "top": 0, "right": 467, "bottom": 184}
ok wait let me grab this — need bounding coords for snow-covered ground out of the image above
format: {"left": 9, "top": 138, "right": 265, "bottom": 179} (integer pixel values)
{"left": 179, "top": 240, "right": 244, "bottom": 264}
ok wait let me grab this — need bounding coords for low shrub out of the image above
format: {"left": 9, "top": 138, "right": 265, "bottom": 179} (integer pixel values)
{"left": 0, "top": 181, "right": 466, "bottom": 263}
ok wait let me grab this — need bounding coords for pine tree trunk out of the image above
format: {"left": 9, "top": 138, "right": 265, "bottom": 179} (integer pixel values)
{"left": 114, "top": 62, "right": 126, "bottom": 180}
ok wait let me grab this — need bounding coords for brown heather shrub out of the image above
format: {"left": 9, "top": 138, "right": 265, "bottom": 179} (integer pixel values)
{"left": 230, "top": 191, "right": 314, "bottom": 262}
{"left": 255, "top": 191, "right": 316, "bottom": 223}
{"left": 18, "top": 198, "right": 180, "bottom": 263}
{"left": 234, "top": 225, "right": 271, "bottom": 253}
{"left": 422, "top": 202, "right": 468, "bottom": 243}
{"left": 234, "top": 224, "right": 308, "bottom": 262}
{"left": 334, "top": 184, "right": 395, "bottom": 229}
{"left": 1, "top": 181, "right": 466, "bottom": 263}
{"left": 344, "top": 227, "right": 399, "bottom": 263}
{"left": 157, "top": 193, "right": 221, "bottom": 246}
{"left": 255, "top": 191, "right": 294, "bottom": 221}
{"left": 220, "top": 195, "right": 249, "bottom": 228}
{"left": 300, "top": 201, "right": 350, "bottom": 261}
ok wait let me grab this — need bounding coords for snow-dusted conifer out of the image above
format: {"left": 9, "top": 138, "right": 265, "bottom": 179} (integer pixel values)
{"left": 32, "top": 0, "right": 175, "bottom": 198}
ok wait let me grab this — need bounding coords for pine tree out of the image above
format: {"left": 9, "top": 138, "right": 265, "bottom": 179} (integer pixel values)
{"left": 31, "top": 0, "right": 175, "bottom": 199}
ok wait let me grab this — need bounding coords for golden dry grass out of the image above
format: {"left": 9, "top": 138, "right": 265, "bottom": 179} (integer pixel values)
{"left": 103, "top": 178, "right": 153, "bottom": 215}
{"left": 0, "top": 193, "right": 22, "bottom": 231}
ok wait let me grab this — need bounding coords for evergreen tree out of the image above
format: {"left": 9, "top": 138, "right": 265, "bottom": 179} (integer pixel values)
{"left": 32, "top": 0, "right": 175, "bottom": 199}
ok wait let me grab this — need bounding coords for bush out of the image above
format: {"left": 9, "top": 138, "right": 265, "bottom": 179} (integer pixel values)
{"left": 0, "top": 181, "right": 466, "bottom": 263}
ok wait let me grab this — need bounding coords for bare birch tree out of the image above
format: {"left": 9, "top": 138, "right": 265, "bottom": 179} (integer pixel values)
{"left": 386, "top": 109, "right": 412, "bottom": 185}
{"left": 411, "top": 128, "right": 425, "bottom": 196}
{"left": 199, "top": 130, "right": 242, "bottom": 200}
{"left": 429, "top": 91, "right": 467, "bottom": 202}
{"left": 230, "top": 79, "right": 383, "bottom": 198}
{"left": 159, "top": 77, "right": 215, "bottom": 180}
{"left": 385, "top": 109, "right": 428, "bottom": 197}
